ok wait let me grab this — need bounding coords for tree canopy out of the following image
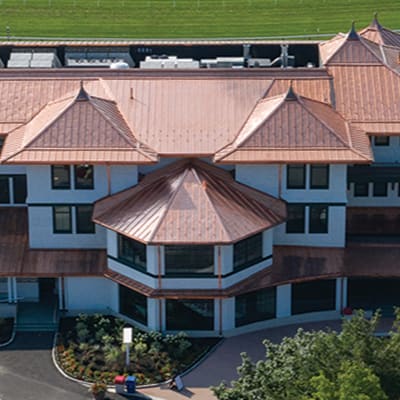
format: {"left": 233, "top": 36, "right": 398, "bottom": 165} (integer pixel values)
{"left": 212, "top": 310, "right": 400, "bottom": 400}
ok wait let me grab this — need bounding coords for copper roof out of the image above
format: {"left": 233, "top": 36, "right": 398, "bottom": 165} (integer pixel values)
{"left": 359, "top": 15, "right": 400, "bottom": 47}
{"left": 214, "top": 87, "right": 372, "bottom": 164}
{"left": 0, "top": 208, "right": 106, "bottom": 277}
{"left": 320, "top": 26, "right": 384, "bottom": 66}
{"left": 93, "top": 159, "right": 286, "bottom": 245}
{"left": 1, "top": 83, "right": 157, "bottom": 164}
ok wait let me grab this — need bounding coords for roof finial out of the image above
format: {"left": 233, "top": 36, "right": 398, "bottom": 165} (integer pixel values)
{"left": 285, "top": 81, "right": 297, "bottom": 101}
{"left": 372, "top": 12, "right": 382, "bottom": 29}
{"left": 76, "top": 80, "right": 90, "bottom": 101}
{"left": 348, "top": 20, "right": 359, "bottom": 40}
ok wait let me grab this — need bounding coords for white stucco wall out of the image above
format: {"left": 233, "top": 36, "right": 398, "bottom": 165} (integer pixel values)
{"left": 110, "top": 165, "right": 138, "bottom": 194}
{"left": 276, "top": 284, "right": 292, "bottom": 318}
{"left": 371, "top": 136, "right": 400, "bottom": 163}
{"left": 64, "top": 277, "right": 116, "bottom": 312}
{"left": 17, "top": 280, "right": 39, "bottom": 302}
{"left": 0, "top": 165, "right": 26, "bottom": 175}
{"left": 28, "top": 206, "right": 107, "bottom": 248}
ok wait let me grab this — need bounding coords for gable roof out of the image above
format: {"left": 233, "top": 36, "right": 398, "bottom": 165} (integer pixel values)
{"left": 320, "top": 23, "right": 384, "bottom": 66}
{"left": 93, "top": 158, "right": 286, "bottom": 245}
{"left": 359, "top": 14, "right": 400, "bottom": 48}
{"left": 214, "top": 87, "right": 372, "bottom": 164}
{"left": 1, "top": 83, "right": 157, "bottom": 164}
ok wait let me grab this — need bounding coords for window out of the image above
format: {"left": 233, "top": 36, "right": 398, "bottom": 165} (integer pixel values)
{"left": 119, "top": 285, "right": 147, "bottom": 325}
{"left": 74, "top": 165, "right": 94, "bottom": 189}
{"left": 287, "top": 165, "right": 306, "bottom": 189}
{"left": 0, "top": 137, "right": 4, "bottom": 152}
{"left": 310, "top": 165, "right": 329, "bottom": 189}
{"left": 166, "top": 299, "right": 214, "bottom": 330}
{"left": 51, "top": 165, "right": 70, "bottom": 189}
{"left": 13, "top": 175, "right": 27, "bottom": 204}
{"left": 76, "top": 205, "right": 95, "bottom": 234}
{"left": 233, "top": 233, "right": 263, "bottom": 271}
{"left": 354, "top": 182, "right": 369, "bottom": 197}
{"left": 118, "top": 235, "right": 146, "bottom": 272}
{"left": 286, "top": 205, "right": 305, "bottom": 233}
{"left": 0, "top": 177, "right": 10, "bottom": 204}
{"left": 235, "top": 287, "right": 276, "bottom": 327}
{"left": 309, "top": 205, "right": 328, "bottom": 234}
{"left": 165, "top": 245, "right": 214, "bottom": 276}
{"left": 292, "top": 280, "right": 335, "bottom": 315}
{"left": 374, "top": 136, "right": 390, "bottom": 146}
{"left": 53, "top": 206, "right": 72, "bottom": 233}
{"left": 373, "top": 182, "right": 388, "bottom": 197}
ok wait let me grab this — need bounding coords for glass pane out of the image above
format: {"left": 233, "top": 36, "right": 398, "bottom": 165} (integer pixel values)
{"left": 166, "top": 299, "right": 214, "bottom": 330}
{"left": 52, "top": 165, "right": 70, "bottom": 189}
{"left": 53, "top": 206, "right": 71, "bottom": 233}
{"left": 373, "top": 182, "right": 387, "bottom": 197}
{"left": 76, "top": 205, "right": 95, "bottom": 234}
{"left": 75, "top": 165, "right": 94, "bottom": 189}
{"left": 310, "top": 165, "right": 329, "bottom": 189}
{"left": 309, "top": 205, "right": 328, "bottom": 234}
{"left": 119, "top": 285, "right": 147, "bottom": 325}
{"left": 354, "top": 183, "right": 369, "bottom": 197}
{"left": 235, "top": 287, "right": 276, "bottom": 327}
{"left": 292, "top": 280, "right": 335, "bottom": 314}
{"left": 233, "top": 233, "right": 263, "bottom": 270}
{"left": 374, "top": 136, "right": 390, "bottom": 146}
{"left": 286, "top": 205, "right": 305, "bottom": 233}
{"left": 0, "top": 177, "right": 10, "bottom": 204}
{"left": 13, "top": 175, "right": 27, "bottom": 204}
{"left": 118, "top": 235, "right": 146, "bottom": 271}
{"left": 287, "top": 165, "right": 305, "bottom": 189}
{"left": 165, "top": 246, "right": 214, "bottom": 275}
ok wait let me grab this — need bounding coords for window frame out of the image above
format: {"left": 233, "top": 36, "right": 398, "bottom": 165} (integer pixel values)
{"left": 233, "top": 233, "right": 263, "bottom": 271}
{"left": 117, "top": 234, "right": 147, "bottom": 272}
{"left": 310, "top": 165, "right": 329, "bottom": 189}
{"left": 74, "top": 164, "right": 94, "bottom": 190}
{"left": 51, "top": 165, "right": 71, "bottom": 190}
{"left": 286, "top": 204, "right": 306, "bottom": 234}
{"left": 286, "top": 164, "right": 306, "bottom": 189}
{"left": 53, "top": 205, "right": 72, "bottom": 234}
{"left": 309, "top": 205, "right": 329, "bottom": 234}
{"left": 75, "top": 205, "right": 95, "bottom": 234}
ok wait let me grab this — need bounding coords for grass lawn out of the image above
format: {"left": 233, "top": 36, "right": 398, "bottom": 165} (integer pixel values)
{"left": 0, "top": 0, "right": 399, "bottom": 39}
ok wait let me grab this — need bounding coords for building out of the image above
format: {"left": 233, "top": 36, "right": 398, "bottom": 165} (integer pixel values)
{"left": 0, "top": 17, "right": 399, "bottom": 336}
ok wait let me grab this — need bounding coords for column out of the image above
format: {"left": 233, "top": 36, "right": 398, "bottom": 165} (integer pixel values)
{"left": 276, "top": 284, "right": 291, "bottom": 318}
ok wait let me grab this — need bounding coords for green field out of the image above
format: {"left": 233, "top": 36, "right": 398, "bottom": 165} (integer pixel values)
{"left": 0, "top": 0, "right": 399, "bottom": 39}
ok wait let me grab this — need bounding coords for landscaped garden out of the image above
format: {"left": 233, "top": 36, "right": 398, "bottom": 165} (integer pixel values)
{"left": 56, "top": 314, "right": 219, "bottom": 385}
{"left": 0, "top": 318, "right": 13, "bottom": 344}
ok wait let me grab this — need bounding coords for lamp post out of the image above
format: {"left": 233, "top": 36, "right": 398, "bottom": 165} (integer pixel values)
{"left": 123, "top": 327, "right": 132, "bottom": 367}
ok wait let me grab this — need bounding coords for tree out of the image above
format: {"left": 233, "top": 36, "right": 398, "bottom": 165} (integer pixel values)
{"left": 212, "top": 310, "right": 400, "bottom": 400}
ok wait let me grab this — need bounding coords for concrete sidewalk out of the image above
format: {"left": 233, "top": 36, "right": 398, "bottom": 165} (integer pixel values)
{"left": 141, "top": 320, "right": 343, "bottom": 400}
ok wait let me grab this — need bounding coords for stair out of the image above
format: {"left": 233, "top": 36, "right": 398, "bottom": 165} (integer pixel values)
{"left": 16, "top": 322, "right": 58, "bottom": 332}
{"left": 16, "top": 299, "right": 58, "bottom": 332}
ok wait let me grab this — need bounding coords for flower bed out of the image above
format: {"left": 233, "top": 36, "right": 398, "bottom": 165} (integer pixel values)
{"left": 56, "top": 314, "right": 219, "bottom": 385}
{"left": 0, "top": 318, "right": 13, "bottom": 344}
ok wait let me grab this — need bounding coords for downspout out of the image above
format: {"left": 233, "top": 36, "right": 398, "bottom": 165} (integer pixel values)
{"left": 106, "top": 164, "right": 111, "bottom": 195}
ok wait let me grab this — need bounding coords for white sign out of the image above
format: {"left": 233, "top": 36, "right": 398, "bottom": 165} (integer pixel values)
{"left": 123, "top": 327, "right": 132, "bottom": 344}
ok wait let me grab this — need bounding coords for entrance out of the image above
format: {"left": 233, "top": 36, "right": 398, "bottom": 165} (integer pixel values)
{"left": 39, "top": 278, "right": 56, "bottom": 302}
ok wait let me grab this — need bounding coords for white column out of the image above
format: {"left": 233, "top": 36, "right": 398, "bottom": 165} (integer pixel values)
{"left": 7, "top": 277, "right": 12, "bottom": 303}
{"left": 58, "top": 277, "right": 64, "bottom": 310}
{"left": 12, "top": 277, "right": 17, "bottom": 303}
{"left": 221, "top": 297, "right": 235, "bottom": 331}
{"left": 342, "top": 277, "right": 348, "bottom": 309}
{"left": 147, "top": 298, "right": 160, "bottom": 331}
{"left": 276, "top": 284, "right": 291, "bottom": 318}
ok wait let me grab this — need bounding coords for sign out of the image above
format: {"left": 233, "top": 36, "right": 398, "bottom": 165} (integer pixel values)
{"left": 123, "top": 327, "right": 132, "bottom": 344}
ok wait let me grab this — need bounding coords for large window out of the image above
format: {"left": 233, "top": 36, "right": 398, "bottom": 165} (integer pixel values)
{"left": 12, "top": 175, "right": 27, "bottom": 204}
{"left": 373, "top": 182, "right": 388, "bottom": 197}
{"left": 235, "top": 287, "right": 276, "bottom": 327}
{"left": 53, "top": 206, "right": 72, "bottom": 234}
{"left": 52, "top": 165, "right": 71, "bottom": 189}
{"left": 0, "top": 177, "right": 10, "bottom": 204}
{"left": 287, "top": 165, "right": 306, "bottom": 189}
{"left": 374, "top": 136, "right": 390, "bottom": 146}
{"left": 165, "top": 245, "right": 214, "bottom": 276}
{"left": 310, "top": 165, "right": 329, "bottom": 189}
{"left": 119, "top": 285, "right": 147, "bottom": 325}
{"left": 74, "top": 164, "right": 94, "bottom": 189}
{"left": 76, "top": 205, "right": 95, "bottom": 234}
{"left": 292, "top": 280, "right": 335, "bottom": 315}
{"left": 166, "top": 299, "right": 214, "bottom": 330}
{"left": 118, "top": 235, "right": 146, "bottom": 272}
{"left": 286, "top": 205, "right": 305, "bottom": 234}
{"left": 354, "top": 182, "right": 369, "bottom": 197}
{"left": 233, "top": 233, "right": 263, "bottom": 271}
{"left": 309, "top": 205, "right": 328, "bottom": 234}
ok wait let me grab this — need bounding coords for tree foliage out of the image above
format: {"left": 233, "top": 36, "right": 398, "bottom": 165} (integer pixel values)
{"left": 212, "top": 310, "right": 400, "bottom": 400}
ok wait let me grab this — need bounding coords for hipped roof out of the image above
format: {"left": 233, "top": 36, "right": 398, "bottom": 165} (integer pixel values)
{"left": 214, "top": 87, "right": 372, "bottom": 163}
{"left": 93, "top": 158, "right": 286, "bottom": 245}
{"left": 359, "top": 14, "right": 400, "bottom": 48}
{"left": 1, "top": 83, "right": 157, "bottom": 164}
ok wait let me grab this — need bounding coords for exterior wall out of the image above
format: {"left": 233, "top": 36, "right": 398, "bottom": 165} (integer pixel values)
{"left": 371, "top": 136, "right": 400, "bottom": 163}
{"left": 274, "top": 205, "right": 346, "bottom": 247}
{"left": 28, "top": 206, "right": 107, "bottom": 248}
{"left": 347, "top": 182, "right": 400, "bottom": 207}
{"left": 17, "top": 279, "right": 39, "bottom": 302}
{"left": 110, "top": 165, "right": 138, "bottom": 194}
{"left": 64, "top": 277, "right": 116, "bottom": 312}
